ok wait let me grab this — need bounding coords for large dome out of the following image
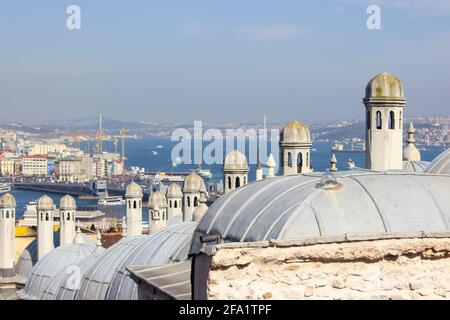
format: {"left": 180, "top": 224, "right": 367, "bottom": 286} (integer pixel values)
{"left": 148, "top": 191, "right": 167, "bottom": 209}
{"left": 125, "top": 182, "right": 143, "bottom": 198}
{"left": 191, "top": 171, "right": 450, "bottom": 255}
{"left": 59, "top": 195, "right": 76, "bottom": 210}
{"left": 20, "top": 242, "right": 96, "bottom": 300}
{"left": 365, "top": 72, "right": 405, "bottom": 99}
{"left": 183, "top": 172, "right": 205, "bottom": 193}
{"left": 280, "top": 121, "right": 311, "bottom": 144}
{"left": 75, "top": 221, "right": 197, "bottom": 300}
{"left": 426, "top": 148, "right": 450, "bottom": 175}
{"left": 166, "top": 183, "right": 183, "bottom": 198}
{"left": 0, "top": 193, "right": 16, "bottom": 208}
{"left": 223, "top": 150, "right": 249, "bottom": 172}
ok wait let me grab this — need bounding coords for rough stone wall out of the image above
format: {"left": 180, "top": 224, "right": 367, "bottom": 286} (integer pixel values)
{"left": 207, "top": 238, "right": 450, "bottom": 300}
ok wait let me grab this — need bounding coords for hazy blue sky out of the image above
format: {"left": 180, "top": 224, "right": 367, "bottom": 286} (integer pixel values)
{"left": 1, "top": 0, "right": 449, "bottom": 123}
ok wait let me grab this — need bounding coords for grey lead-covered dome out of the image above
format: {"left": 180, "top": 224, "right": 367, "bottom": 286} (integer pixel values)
{"left": 125, "top": 181, "right": 143, "bottom": 198}
{"left": 426, "top": 148, "right": 450, "bottom": 175}
{"left": 60, "top": 195, "right": 76, "bottom": 210}
{"left": 20, "top": 242, "right": 96, "bottom": 300}
{"left": 191, "top": 171, "right": 450, "bottom": 255}
{"left": 75, "top": 221, "right": 197, "bottom": 300}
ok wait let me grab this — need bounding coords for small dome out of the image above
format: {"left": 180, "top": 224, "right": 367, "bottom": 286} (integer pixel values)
{"left": 37, "top": 195, "right": 54, "bottom": 211}
{"left": 224, "top": 150, "right": 249, "bottom": 171}
{"left": 125, "top": 182, "right": 143, "bottom": 198}
{"left": 280, "top": 121, "right": 311, "bottom": 144}
{"left": 166, "top": 183, "right": 183, "bottom": 198}
{"left": 183, "top": 172, "right": 205, "bottom": 193}
{"left": 59, "top": 195, "right": 76, "bottom": 210}
{"left": 148, "top": 191, "right": 167, "bottom": 209}
{"left": 266, "top": 153, "right": 276, "bottom": 168}
{"left": 0, "top": 193, "right": 16, "bottom": 208}
{"left": 365, "top": 72, "right": 405, "bottom": 99}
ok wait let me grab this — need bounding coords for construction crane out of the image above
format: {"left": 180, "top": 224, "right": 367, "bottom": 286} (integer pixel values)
{"left": 119, "top": 128, "right": 128, "bottom": 166}
{"left": 95, "top": 114, "right": 109, "bottom": 153}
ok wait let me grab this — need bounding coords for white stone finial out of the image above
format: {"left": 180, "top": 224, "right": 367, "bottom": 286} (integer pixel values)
{"left": 74, "top": 223, "right": 84, "bottom": 244}
{"left": 266, "top": 153, "right": 276, "bottom": 178}
{"left": 330, "top": 153, "right": 338, "bottom": 172}
{"left": 96, "top": 230, "right": 102, "bottom": 247}
{"left": 403, "top": 122, "right": 421, "bottom": 161}
{"left": 121, "top": 216, "right": 127, "bottom": 237}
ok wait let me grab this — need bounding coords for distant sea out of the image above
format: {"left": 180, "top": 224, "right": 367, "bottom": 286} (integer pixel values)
{"left": 11, "top": 138, "right": 446, "bottom": 219}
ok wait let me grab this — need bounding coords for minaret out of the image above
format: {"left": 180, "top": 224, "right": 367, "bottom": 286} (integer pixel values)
{"left": 223, "top": 150, "right": 249, "bottom": 193}
{"left": 279, "top": 121, "right": 312, "bottom": 175}
{"left": 403, "top": 122, "right": 421, "bottom": 161}
{"left": 0, "top": 193, "right": 16, "bottom": 277}
{"left": 183, "top": 172, "right": 204, "bottom": 221}
{"left": 148, "top": 202, "right": 165, "bottom": 235}
{"left": 59, "top": 195, "right": 76, "bottom": 246}
{"left": 266, "top": 153, "right": 276, "bottom": 178}
{"left": 329, "top": 153, "right": 338, "bottom": 172}
{"left": 125, "top": 182, "right": 143, "bottom": 237}
{"left": 166, "top": 183, "right": 183, "bottom": 220}
{"left": 364, "top": 72, "right": 406, "bottom": 171}
{"left": 37, "top": 195, "right": 55, "bottom": 260}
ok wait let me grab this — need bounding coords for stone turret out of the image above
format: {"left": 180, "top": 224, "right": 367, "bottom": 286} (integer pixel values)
{"left": 279, "top": 121, "right": 312, "bottom": 175}
{"left": 0, "top": 193, "right": 16, "bottom": 278}
{"left": 37, "top": 195, "right": 55, "bottom": 260}
{"left": 59, "top": 195, "right": 76, "bottom": 246}
{"left": 125, "top": 182, "right": 143, "bottom": 237}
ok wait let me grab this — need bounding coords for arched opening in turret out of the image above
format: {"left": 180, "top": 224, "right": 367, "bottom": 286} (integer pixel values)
{"left": 169, "top": 200, "right": 172, "bottom": 208}
{"left": 6, "top": 211, "right": 9, "bottom": 218}
{"left": 45, "top": 213, "right": 49, "bottom": 221}
{"left": 174, "top": 201, "right": 178, "bottom": 208}
{"left": 367, "top": 110, "right": 371, "bottom": 129}
{"left": 399, "top": 111, "right": 402, "bottom": 129}
{"left": 133, "top": 200, "right": 137, "bottom": 209}
{"left": 187, "top": 196, "right": 191, "bottom": 207}
{"left": 228, "top": 176, "right": 232, "bottom": 190}
{"left": 376, "top": 111, "right": 382, "bottom": 129}
{"left": 389, "top": 111, "right": 395, "bottom": 130}
{"left": 287, "top": 152, "right": 292, "bottom": 167}
{"left": 67, "top": 212, "right": 70, "bottom": 220}
{"left": 236, "top": 176, "right": 241, "bottom": 188}
{"left": 194, "top": 197, "right": 198, "bottom": 207}
{"left": 128, "top": 200, "right": 131, "bottom": 209}
{"left": 297, "top": 153, "right": 303, "bottom": 173}
{"left": 244, "top": 176, "right": 247, "bottom": 184}
{"left": 40, "top": 213, "right": 43, "bottom": 221}
{"left": 306, "top": 152, "right": 309, "bottom": 167}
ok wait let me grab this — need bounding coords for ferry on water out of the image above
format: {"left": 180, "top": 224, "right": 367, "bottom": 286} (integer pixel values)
{"left": 98, "top": 196, "right": 125, "bottom": 206}
{"left": 0, "top": 183, "right": 11, "bottom": 194}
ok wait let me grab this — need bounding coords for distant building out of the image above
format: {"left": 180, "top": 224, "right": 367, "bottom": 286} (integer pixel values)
{"left": 21, "top": 155, "right": 48, "bottom": 177}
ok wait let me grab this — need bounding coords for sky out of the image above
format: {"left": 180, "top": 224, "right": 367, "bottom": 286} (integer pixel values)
{"left": 0, "top": 0, "right": 450, "bottom": 124}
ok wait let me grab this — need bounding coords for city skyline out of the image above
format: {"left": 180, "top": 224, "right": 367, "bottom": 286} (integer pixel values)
{"left": 1, "top": 1, "right": 450, "bottom": 123}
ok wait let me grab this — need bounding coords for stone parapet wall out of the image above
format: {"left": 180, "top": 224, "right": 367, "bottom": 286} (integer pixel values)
{"left": 207, "top": 237, "right": 450, "bottom": 300}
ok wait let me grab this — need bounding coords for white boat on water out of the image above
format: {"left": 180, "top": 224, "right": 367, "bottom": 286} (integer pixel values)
{"left": 98, "top": 196, "right": 125, "bottom": 206}
{"left": 0, "top": 183, "right": 11, "bottom": 193}
{"left": 156, "top": 145, "right": 163, "bottom": 149}
{"left": 195, "top": 167, "right": 213, "bottom": 179}
{"left": 152, "top": 151, "right": 158, "bottom": 155}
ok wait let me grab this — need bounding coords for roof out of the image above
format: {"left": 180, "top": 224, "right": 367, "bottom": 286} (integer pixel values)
{"left": 166, "top": 183, "right": 183, "bottom": 198}
{"left": 190, "top": 171, "right": 450, "bottom": 255}
{"left": 37, "top": 195, "right": 54, "bottom": 211}
{"left": 280, "top": 121, "right": 311, "bottom": 144}
{"left": 60, "top": 195, "right": 76, "bottom": 210}
{"left": 426, "top": 148, "right": 450, "bottom": 175}
{"left": 148, "top": 191, "right": 167, "bottom": 209}
{"left": 183, "top": 172, "right": 205, "bottom": 193}
{"left": 402, "top": 160, "right": 429, "bottom": 173}
{"left": 20, "top": 242, "right": 96, "bottom": 300}
{"left": 364, "top": 72, "right": 405, "bottom": 100}
{"left": 0, "top": 193, "right": 16, "bottom": 208}
{"left": 128, "top": 260, "right": 192, "bottom": 300}
{"left": 125, "top": 182, "right": 143, "bottom": 198}
{"left": 75, "top": 221, "right": 197, "bottom": 300}
{"left": 223, "top": 150, "right": 249, "bottom": 172}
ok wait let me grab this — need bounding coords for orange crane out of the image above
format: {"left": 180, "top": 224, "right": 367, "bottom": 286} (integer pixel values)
{"left": 119, "top": 128, "right": 128, "bottom": 165}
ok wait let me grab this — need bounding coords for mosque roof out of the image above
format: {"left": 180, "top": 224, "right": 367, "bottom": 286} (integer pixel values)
{"left": 20, "top": 242, "right": 96, "bottom": 300}
{"left": 426, "top": 148, "right": 450, "bottom": 175}
{"left": 190, "top": 171, "right": 450, "bottom": 255}
{"left": 75, "top": 221, "right": 197, "bottom": 300}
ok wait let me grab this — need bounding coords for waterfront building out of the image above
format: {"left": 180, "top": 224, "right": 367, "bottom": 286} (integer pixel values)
{"left": 364, "top": 72, "right": 405, "bottom": 171}
{"left": 223, "top": 150, "right": 249, "bottom": 194}
{"left": 279, "top": 121, "right": 312, "bottom": 175}
{"left": 28, "top": 144, "right": 69, "bottom": 156}
{"left": 0, "top": 156, "right": 21, "bottom": 176}
{"left": 21, "top": 155, "right": 48, "bottom": 177}
{"left": 54, "top": 155, "right": 94, "bottom": 183}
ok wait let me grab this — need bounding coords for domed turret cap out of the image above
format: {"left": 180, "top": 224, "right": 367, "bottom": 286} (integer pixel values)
{"left": 148, "top": 191, "right": 167, "bottom": 209}
{"left": 166, "top": 183, "right": 183, "bottom": 198}
{"left": 224, "top": 150, "right": 249, "bottom": 171}
{"left": 37, "top": 195, "right": 54, "bottom": 211}
{"left": 365, "top": 72, "right": 405, "bottom": 100}
{"left": 183, "top": 172, "right": 205, "bottom": 192}
{"left": 280, "top": 121, "right": 311, "bottom": 144}
{"left": 0, "top": 193, "right": 16, "bottom": 208}
{"left": 125, "top": 181, "right": 143, "bottom": 198}
{"left": 60, "top": 195, "right": 76, "bottom": 210}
